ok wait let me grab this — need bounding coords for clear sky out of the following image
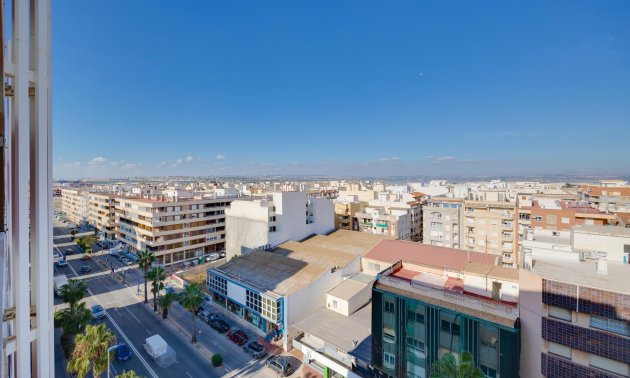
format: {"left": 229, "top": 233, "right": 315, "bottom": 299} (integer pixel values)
{"left": 53, "top": 1, "right": 630, "bottom": 179}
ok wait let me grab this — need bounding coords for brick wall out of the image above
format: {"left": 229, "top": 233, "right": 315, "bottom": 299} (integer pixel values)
{"left": 580, "top": 286, "right": 630, "bottom": 322}
{"left": 542, "top": 353, "right": 619, "bottom": 378}
{"left": 542, "top": 279, "right": 578, "bottom": 311}
{"left": 542, "top": 318, "right": 630, "bottom": 364}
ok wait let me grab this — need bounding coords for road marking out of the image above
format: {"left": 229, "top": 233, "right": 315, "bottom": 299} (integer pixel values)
{"left": 185, "top": 372, "right": 193, "bottom": 378}
{"left": 146, "top": 329, "right": 151, "bottom": 335}
{"left": 124, "top": 306, "right": 141, "bottom": 324}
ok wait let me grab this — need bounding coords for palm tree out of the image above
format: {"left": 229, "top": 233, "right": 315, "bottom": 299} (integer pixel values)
{"left": 137, "top": 251, "right": 156, "bottom": 304}
{"left": 67, "top": 324, "right": 116, "bottom": 378}
{"left": 431, "top": 351, "right": 484, "bottom": 378}
{"left": 59, "top": 279, "right": 88, "bottom": 310}
{"left": 159, "top": 292, "right": 176, "bottom": 319}
{"left": 179, "top": 283, "right": 204, "bottom": 343}
{"left": 117, "top": 370, "right": 143, "bottom": 378}
{"left": 146, "top": 266, "right": 166, "bottom": 312}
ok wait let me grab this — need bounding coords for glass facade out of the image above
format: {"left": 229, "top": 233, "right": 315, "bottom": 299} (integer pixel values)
{"left": 372, "top": 289, "right": 519, "bottom": 378}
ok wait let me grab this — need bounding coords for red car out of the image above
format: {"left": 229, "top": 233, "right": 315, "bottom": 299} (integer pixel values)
{"left": 227, "top": 329, "right": 249, "bottom": 346}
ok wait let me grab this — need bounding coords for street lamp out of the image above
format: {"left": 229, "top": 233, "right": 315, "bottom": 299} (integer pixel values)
{"left": 107, "top": 345, "right": 118, "bottom": 378}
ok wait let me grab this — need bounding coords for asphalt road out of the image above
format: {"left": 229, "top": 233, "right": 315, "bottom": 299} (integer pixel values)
{"left": 53, "top": 219, "right": 283, "bottom": 378}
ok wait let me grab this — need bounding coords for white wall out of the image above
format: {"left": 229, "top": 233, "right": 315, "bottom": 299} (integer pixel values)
{"left": 572, "top": 229, "right": 630, "bottom": 263}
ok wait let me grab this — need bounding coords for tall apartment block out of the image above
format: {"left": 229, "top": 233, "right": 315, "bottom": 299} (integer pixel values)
{"left": 225, "top": 191, "right": 334, "bottom": 260}
{"left": 355, "top": 204, "right": 413, "bottom": 240}
{"left": 87, "top": 192, "right": 118, "bottom": 241}
{"left": 115, "top": 194, "right": 234, "bottom": 265}
{"left": 422, "top": 198, "right": 464, "bottom": 248}
{"left": 464, "top": 201, "right": 518, "bottom": 268}
{"left": 520, "top": 254, "right": 630, "bottom": 378}
{"left": 1, "top": 0, "right": 54, "bottom": 375}
{"left": 370, "top": 242, "right": 520, "bottom": 378}
{"left": 334, "top": 199, "right": 366, "bottom": 231}
{"left": 61, "top": 188, "right": 89, "bottom": 224}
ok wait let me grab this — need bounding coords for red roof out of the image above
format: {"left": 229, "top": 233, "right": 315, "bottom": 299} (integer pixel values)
{"left": 365, "top": 240, "right": 498, "bottom": 271}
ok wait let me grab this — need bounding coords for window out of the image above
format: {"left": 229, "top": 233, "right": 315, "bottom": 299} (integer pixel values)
{"left": 547, "top": 215, "right": 557, "bottom": 224}
{"left": 246, "top": 290, "right": 261, "bottom": 313}
{"left": 481, "top": 366, "right": 497, "bottom": 378}
{"left": 590, "top": 316, "right": 630, "bottom": 336}
{"left": 367, "top": 262, "right": 381, "bottom": 272}
{"left": 585, "top": 219, "right": 595, "bottom": 225}
{"left": 332, "top": 300, "right": 338, "bottom": 309}
{"left": 548, "top": 306, "right": 572, "bottom": 322}
{"left": 561, "top": 217, "right": 570, "bottom": 224}
{"left": 441, "top": 320, "right": 460, "bottom": 335}
{"left": 261, "top": 296, "right": 279, "bottom": 322}
{"left": 384, "top": 299, "right": 395, "bottom": 313}
{"left": 383, "top": 328, "right": 396, "bottom": 343}
{"left": 269, "top": 216, "right": 276, "bottom": 222}
{"left": 408, "top": 311, "right": 425, "bottom": 323}
{"left": 590, "top": 354, "right": 630, "bottom": 377}
{"left": 534, "top": 216, "right": 543, "bottom": 222}
{"left": 269, "top": 226, "right": 276, "bottom": 232}
{"left": 207, "top": 273, "right": 227, "bottom": 295}
{"left": 548, "top": 342, "right": 572, "bottom": 359}
{"left": 383, "top": 352, "right": 395, "bottom": 368}
{"left": 407, "top": 337, "right": 425, "bottom": 352}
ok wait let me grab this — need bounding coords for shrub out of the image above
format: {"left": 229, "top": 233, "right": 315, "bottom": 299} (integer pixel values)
{"left": 211, "top": 354, "right": 223, "bottom": 367}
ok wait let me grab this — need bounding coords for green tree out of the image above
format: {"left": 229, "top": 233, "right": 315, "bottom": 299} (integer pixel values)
{"left": 67, "top": 324, "right": 116, "bottom": 378}
{"left": 146, "top": 266, "right": 166, "bottom": 312}
{"left": 137, "top": 251, "right": 156, "bottom": 304}
{"left": 159, "top": 292, "right": 177, "bottom": 319}
{"left": 430, "top": 351, "right": 484, "bottom": 378}
{"left": 117, "top": 370, "right": 144, "bottom": 378}
{"left": 55, "top": 302, "right": 92, "bottom": 336}
{"left": 59, "top": 279, "right": 88, "bottom": 310}
{"left": 179, "top": 283, "right": 204, "bottom": 343}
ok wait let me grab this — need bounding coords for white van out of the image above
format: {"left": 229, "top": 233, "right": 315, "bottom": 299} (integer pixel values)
{"left": 144, "top": 334, "right": 167, "bottom": 359}
{"left": 205, "top": 253, "right": 220, "bottom": 262}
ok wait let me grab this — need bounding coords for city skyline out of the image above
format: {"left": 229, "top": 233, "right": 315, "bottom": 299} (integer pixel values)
{"left": 54, "top": 1, "right": 630, "bottom": 178}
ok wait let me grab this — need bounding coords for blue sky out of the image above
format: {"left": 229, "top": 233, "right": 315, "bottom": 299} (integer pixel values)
{"left": 53, "top": 1, "right": 630, "bottom": 178}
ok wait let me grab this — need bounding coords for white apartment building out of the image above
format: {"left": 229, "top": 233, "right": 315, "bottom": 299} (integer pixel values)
{"left": 423, "top": 198, "right": 464, "bottom": 248}
{"left": 355, "top": 202, "right": 411, "bottom": 240}
{"left": 61, "top": 188, "right": 89, "bottom": 224}
{"left": 116, "top": 194, "right": 236, "bottom": 265}
{"left": 87, "top": 192, "right": 117, "bottom": 240}
{"left": 225, "top": 191, "right": 334, "bottom": 260}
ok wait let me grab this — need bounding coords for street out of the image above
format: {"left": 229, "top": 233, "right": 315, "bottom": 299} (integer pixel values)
{"left": 53, "top": 220, "right": 293, "bottom": 378}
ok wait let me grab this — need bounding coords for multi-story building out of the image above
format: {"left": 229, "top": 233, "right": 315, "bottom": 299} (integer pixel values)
{"left": 355, "top": 202, "right": 413, "bottom": 240}
{"left": 115, "top": 193, "right": 235, "bottom": 265}
{"left": 579, "top": 184, "right": 630, "bottom": 212}
{"left": 369, "top": 241, "right": 520, "bottom": 378}
{"left": 61, "top": 188, "right": 89, "bottom": 224}
{"left": 464, "top": 200, "right": 518, "bottom": 268}
{"left": 334, "top": 197, "right": 367, "bottom": 231}
{"left": 87, "top": 192, "right": 117, "bottom": 240}
{"left": 225, "top": 191, "right": 334, "bottom": 260}
{"left": 522, "top": 200, "right": 615, "bottom": 234}
{"left": 520, "top": 244, "right": 630, "bottom": 378}
{"left": 423, "top": 198, "right": 464, "bottom": 248}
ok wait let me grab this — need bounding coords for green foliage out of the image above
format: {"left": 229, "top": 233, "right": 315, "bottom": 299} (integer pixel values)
{"left": 55, "top": 302, "right": 92, "bottom": 336}
{"left": 211, "top": 353, "right": 223, "bottom": 367}
{"left": 431, "top": 351, "right": 484, "bottom": 378}
{"left": 137, "top": 251, "right": 157, "bottom": 304}
{"left": 179, "top": 283, "right": 204, "bottom": 343}
{"left": 75, "top": 234, "right": 98, "bottom": 253}
{"left": 116, "top": 370, "right": 144, "bottom": 378}
{"left": 67, "top": 324, "right": 116, "bottom": 378}
{"left": 159, "top": 292, "right": 177, "bottom": 319}
{"left": 60, "top": 279, "right": 88, "bottom": 309}
{"left": 60, "top": 332, "right": 74, "bottom": 358}
{"left": 146, "top": 266, "right": 166, "bottom": 312}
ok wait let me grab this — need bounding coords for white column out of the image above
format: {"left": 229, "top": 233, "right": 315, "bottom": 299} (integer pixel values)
{"left": 11, "top": 0, "right": 32, "bottom": 374}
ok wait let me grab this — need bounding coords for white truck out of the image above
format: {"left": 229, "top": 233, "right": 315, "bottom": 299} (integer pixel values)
{"left": 53, "top": 275, "right": 69, "bottom": 297}
{"left": 143, "top": 334, "right": 167, "bottom": 360}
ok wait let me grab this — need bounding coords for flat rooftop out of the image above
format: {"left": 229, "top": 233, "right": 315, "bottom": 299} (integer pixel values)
{"left": 573, "top": 224, "right": 630, "bottom": 238}
{"left": 214, "top": 230, "right": 385, "bottom": 297}
{"left": 327, "top": 274, "right": 374, "bottom": 301}
{"left": 294, "top": 303, "right": 372, "bottom": 362}
{"left": 531, "top": 258, "right": 630, "bottom": 293}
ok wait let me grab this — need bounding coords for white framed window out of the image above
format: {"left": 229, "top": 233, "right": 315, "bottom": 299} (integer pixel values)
{"left": 548, "top": 342, "right": 571, "bottom": 359}
{"left": 548, "top": 306, "right": 572, "bottom": 322}
{"left": 561, "top": 217, "right": 570, "bottom": 224}
{"left": 383, "top": 352, "right": 396, "bottom": 368}
{"left": 332, "top": 300, "right": 338, "bottom": 309}
{"left": 590, "top": 354, "right": 630, "bottom": 377}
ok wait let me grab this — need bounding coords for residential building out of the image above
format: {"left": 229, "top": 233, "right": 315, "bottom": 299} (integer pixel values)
{"left": 520, "top": 246, "right": 630, "bottom": 378}
{"left": 579, "top": 184, "right": 630, "bottom": 212}
{"left": 61, "top": 188, "right": 89, "bottom": 224}
{"left": 225, "top": 191, "right": 334, "bottom": 260}
{"left": 355, "top": 202, "right": 412, "bottom": 240}
{"left": 527, "top": 200, "right": 615, "bottom": 232}
{"left": 423, "top": 198, "right": 464, "bottom": 248}
{"left": 115, "top": 193, "right": 235, "bottom": 265}
{"left": 334, "top": 197, "right": 367, "bottom": 231}
{"left": 206, "top": 230, "right": 385, "bottom": 351}
{"left": 369, "top": 240, "right": 520, "bottom": 378}
{"left": 1, "top": 0, "right": 53, "bottom": 375}
{"left": 464, "top": 200, "right": 518, "bottom": 268}
{"left": 87, "top": 192, "right": 117, "bottom": 240}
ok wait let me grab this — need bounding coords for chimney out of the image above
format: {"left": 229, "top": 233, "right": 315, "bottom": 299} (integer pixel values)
{"left": 596, "top": 252, "right": 608, "bottom": 275}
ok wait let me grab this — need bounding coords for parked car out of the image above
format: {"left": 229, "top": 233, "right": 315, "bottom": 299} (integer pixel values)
{"left": 243, "top": 341, "right": 266, "bottom": 359}
{"left": 266, "top": 356, "right": 294, "bottom": 377}
{"left": 79, "top": 265, "right": 92, "bottom": 274}
{"left": 197, "top": 310, "right": 212, "bottom": 324}
{"left": 205, "top": 253, "right": 220, "bottom": 262}
{"left": 164, "top": 285, "right": 175, "bottom": 295}
{"left": 65, "top": 248, "right": 74, "bottom": 255}
{"left": 209, "top": 319, "right": 230, "bottom": 334}
{"left": 82, "top": 254, "right": 91, "bottom": 261}
{"left": 116, "top": 343, "right": 132, "bottom": 362}
{"left": 56, "top": 259, "right": 68, "bottom": 268}
{"left": 227, "top": 329, "right": 249, "bottom": 346}
{"left": 91, "top": 304, "right": 105, "bottom": 319}
{"left": 219, "top": 251, "right": 226, "bottom": 258}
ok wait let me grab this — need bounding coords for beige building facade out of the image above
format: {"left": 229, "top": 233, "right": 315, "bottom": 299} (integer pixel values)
{"left": 87, "top": 192, "right": 117, "bottom": 240}
{"left": 61, "top": 188, "right": 89, "bottom": 224}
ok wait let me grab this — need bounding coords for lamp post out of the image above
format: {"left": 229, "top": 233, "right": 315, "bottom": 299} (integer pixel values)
{"left": 107, "top": 345, "right": 118, "bottom": 378}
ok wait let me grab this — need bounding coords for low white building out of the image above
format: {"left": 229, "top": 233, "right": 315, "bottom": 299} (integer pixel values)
{"left": 355, "top": 201, "right": 412, "bottom": 240}
{"left": 225, "top": 191, "right": 334, "bottom": 260}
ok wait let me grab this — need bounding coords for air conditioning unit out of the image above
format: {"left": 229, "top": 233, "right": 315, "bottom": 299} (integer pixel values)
{"left": 579, "top": 250, "right": 586, "bottom": 261}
